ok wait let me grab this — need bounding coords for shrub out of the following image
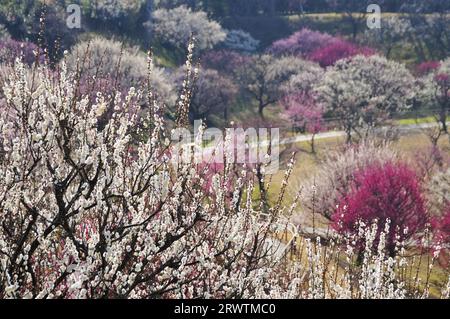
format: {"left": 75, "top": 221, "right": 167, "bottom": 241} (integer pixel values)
{"left": 149, "top": 5, "right": 226, "bottom": 51}
{"left": 333, "top": 162, "right": 428, "bottom": 256}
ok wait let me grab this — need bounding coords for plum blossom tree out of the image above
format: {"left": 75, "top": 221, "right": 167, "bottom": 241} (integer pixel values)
{"left": 149, "top": 5, "right": 227, "bottom": 51}
{"left": 223, "top": 29, "right": 259, "bottom": 53}
{"left": 416, "top": 61, "right": 441, "bottom": 76}
{"left": 173, "top": 67, "right": 238, "bottom": 124}
{"left": 0, "top": 38, "right": 43, "bottom": 66}
{"left": 333, "top": 162, "right": 428, "bottom": 257}
{"left": 0, "top": 50, "right": 303, "bottom": 299}
{"left": 296, "top": 141, "right": 399, "bottom": 222}
{"left": 427, "top": 167, "right": 450, "bottom": 216}
{"left": 361, "top": 16, "right": 411, "bottom": 59}
{"left": 65, "top": 37, "right": 177, "bottom": 107}
{"left": 200, "top": 49, "right": 251, "bottom": 76}
{"left": 268, "top": 28, "right": 336, "bottom": 58}
{"left": 316, "top": 55, "right": 415, "bottom": 143}
{"left": 308, "top": 39, "right": 375, "bottom": 68}
{"left": 416, "top": 58, "right": 450, "bottom": 139}
{"left": 238, "top": 55, "right": 320, "bottom": 118}
{"left": 282, "top": 93, "right": 324, "bottom": 154}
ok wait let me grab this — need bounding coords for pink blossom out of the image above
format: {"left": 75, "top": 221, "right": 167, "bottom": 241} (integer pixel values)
{"left": 268, "top": 28, "right": 336, "bottom": 57}
{"left": 416, "top": 61, "right": 441, "bottom": 76}
{"left": 333, "top": 162, "right": 428, "bottom": 255}
{"left": 308, "top": 39, "right": 376, "bottom": 67}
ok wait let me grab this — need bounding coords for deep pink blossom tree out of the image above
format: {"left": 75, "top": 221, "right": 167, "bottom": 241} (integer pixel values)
{"left": 282, "top": 92, "right": 324, "bottom": 153}
{"left": 268, "top": 28, "right": 336, "bottom": 57}
{"left": 309, "top": 39, "right": 375, "bottom": 67}
{"left": 433, "top": 207, "right": 450, "bottom": 245}
{"left": 333, "top": 162, "right": 429, "bottom": 256}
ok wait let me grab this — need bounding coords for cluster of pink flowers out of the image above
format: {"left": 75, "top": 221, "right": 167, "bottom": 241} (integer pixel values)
{"left": 333, "top": 162, "right": 428, "bottom": 256}
{"left": 308, "top": 39, "right": 375, "bottom": 67}
{"left": 268, "top": 28, "right": 376, "bottom": 68}
{"left": 416, "top": 61, "right": 441, "bottom": 76}
{"left": 268, "top": 28, "right": 336, "bottom": 57}
{"left": 282, "top": 93, "right": 324, "bottom": 135}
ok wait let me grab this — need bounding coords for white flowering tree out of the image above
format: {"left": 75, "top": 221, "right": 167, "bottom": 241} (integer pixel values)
{"left": 316, "top": 55, "right": 415, "bottom": 143}
{"left": 223, "top": 29, "right": 259, "bottom": 53}
{"left": 149, "top": 5, "right": 226, "bottom": 51}
{"left": 0, "top": 43, "right": 449, "bottom": 300}
{"left": 416, "top": 57, "right": 450, "bottom": 140}
{"left": 238, "top": 55, "right": 321, "bottom": 119}
{"left": 0, "top": 45, "right": 301, "bottom": 298}
{"left": 65, "top": 36, "right": 177, "bottom": 107}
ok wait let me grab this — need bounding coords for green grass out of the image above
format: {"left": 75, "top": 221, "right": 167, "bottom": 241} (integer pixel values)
{"left": 396, "top": 116, "right": 450, "bottom": 125}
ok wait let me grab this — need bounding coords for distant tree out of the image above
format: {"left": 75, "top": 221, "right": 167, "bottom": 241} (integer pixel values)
{"left": 223, "top": 29, "right": 259, "bottom": 53}
{"left": 66, "top": 37, "right": 176, "bottom": 106}
{"left": 201, "top": 49, "right": 251, "bottom": 76}
{"left": 326, "top": 0, "right": 384, "bottom": 39}
{"left": 0, "top": 1, "right": 76, "bottom": 59}
{"left": 238, "top": 55, "right": 317, "bottom": 118}
{"left": 0, "top": 38, "right": 43, "bottom": 66}
{"left": 316, "top": 55, "right": 415, "bottom": 143}
{"left": 361, "top": 16, "right": 411, "bottom": 59}
{"left": 173, "top": 67, "right": 238, "bottom": 124}
{"left": 416, "top": 58, "right": 450, "bottom": 140}
{"left": 148, "top": 5, "right": 226, "bottom": 51}
{"left": 282, "top": 92, "right": 324, "bottom": 153}
{"left": 333, "top": 161, "right": 428, "bottom": 257}
{"left": 400, "top": 1, "right": 450, "bottom": 61}
{"left": 427, "top": 167, "right": 450, "bottom": 216}
{"left": 268, "top": 28, "right": 336, "bottom": 58}
{"left": 308, "top": 38, "right": 375, "bottom": 67}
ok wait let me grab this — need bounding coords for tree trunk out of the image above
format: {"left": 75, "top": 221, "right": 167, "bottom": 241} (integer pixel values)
{"left": 258, "top": 102, "right": 265, "bottom": 120}
{"left": 310, "top": 134, "right": 316, "bottom": 154}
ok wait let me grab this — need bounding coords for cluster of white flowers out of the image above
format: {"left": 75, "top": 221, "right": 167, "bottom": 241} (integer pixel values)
{"left": 316, "top": 55, "right": 415, "bottom": 142}
{"left": 223, "top": 29, "right": 260, "bottom": 53}
{"left": 150, "top": 5, "right": 227, "bottom": 51}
